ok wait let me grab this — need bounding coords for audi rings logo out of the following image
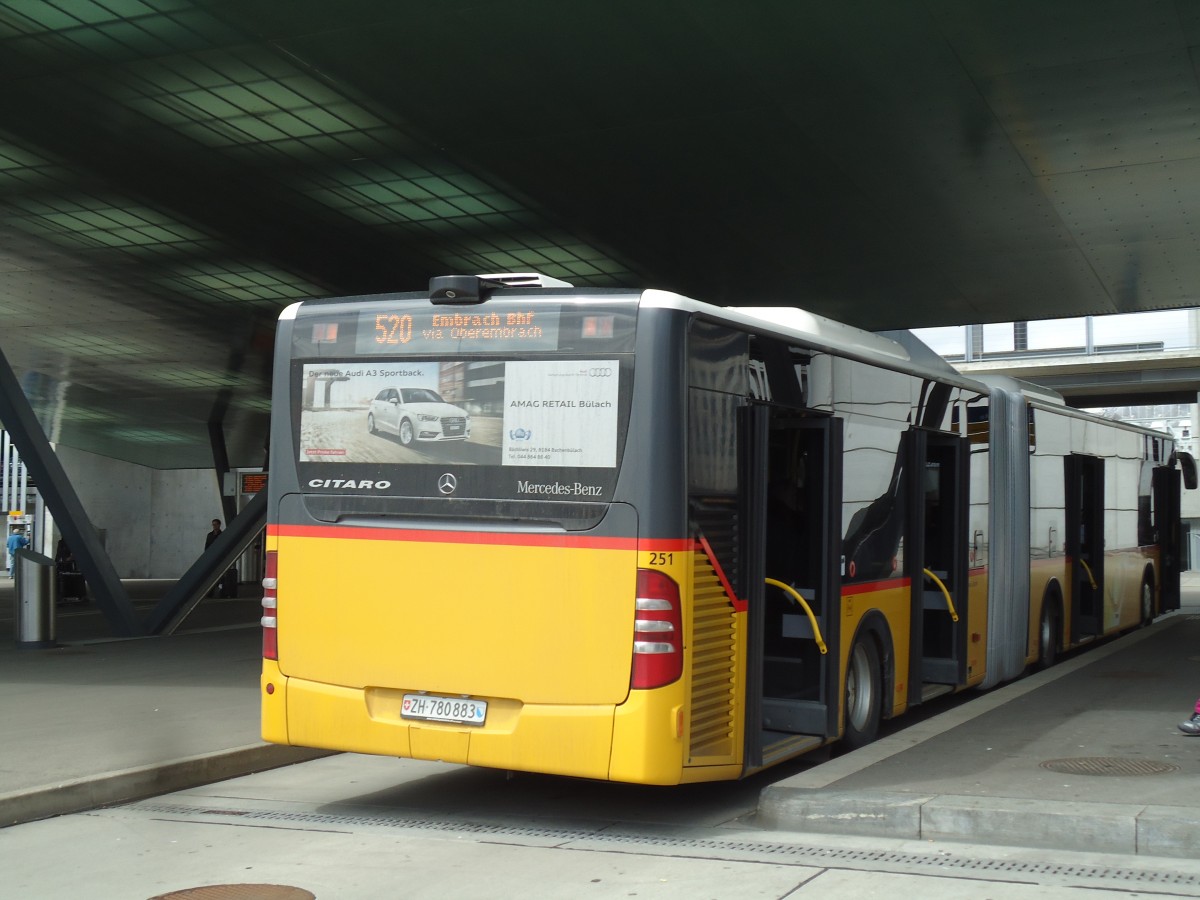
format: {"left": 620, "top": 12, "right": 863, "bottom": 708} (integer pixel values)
{"left": 586, "top": 367, "right": 612, "bottom": 377}
{"left": 437, "top": 473, "right": 457, "bottom": 495}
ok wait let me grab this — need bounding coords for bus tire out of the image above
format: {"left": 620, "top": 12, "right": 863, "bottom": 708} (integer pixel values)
{"left": 367, "top": 413, "right": 377, "bottom": 434}
{"left": 843, "top": 635, "right": 882, "bottom": 749}
{"left": 1140, "top": 572, "right": 1155, "bottom": 628}
{"left": 398, "top": 418, "right": 415, "bottom": 446}
{"left": 1038, "top": 595, "right": 1060, "bottom": 669}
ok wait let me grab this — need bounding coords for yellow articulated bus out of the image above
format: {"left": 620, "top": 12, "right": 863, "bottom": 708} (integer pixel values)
{"left": 261, "top": 273, "right": 1192, "bottom": 784}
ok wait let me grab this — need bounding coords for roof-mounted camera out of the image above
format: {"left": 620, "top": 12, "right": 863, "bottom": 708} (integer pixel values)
{"left": 429, "top": 272, "right": 573, "bottom": 304}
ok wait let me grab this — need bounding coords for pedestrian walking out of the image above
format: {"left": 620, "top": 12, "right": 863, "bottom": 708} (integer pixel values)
{"left": 1180, "top": 699, "right": 1200, "bottom": 735}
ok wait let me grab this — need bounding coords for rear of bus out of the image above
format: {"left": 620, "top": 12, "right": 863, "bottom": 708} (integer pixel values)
{"left": 260, "top": 278, "right": 695, "bottom": 783}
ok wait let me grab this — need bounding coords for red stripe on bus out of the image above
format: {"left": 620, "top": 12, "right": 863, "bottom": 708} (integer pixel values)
{"left": 269, "top": 523, "right": 639, "bottom": 550}
{"left": 638, "top": 538, "right": 695, "bottom": 552}
{"left": 270, "top": 524, "right": 692, "bottom": 553}
{"left": 841, "top": 577, "right": 910, "bottom": 596}
{"left": 697, "top": 535, "right": 746, "bottom": 612}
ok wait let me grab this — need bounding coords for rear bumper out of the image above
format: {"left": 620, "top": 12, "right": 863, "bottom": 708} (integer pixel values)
{"left": 261, "top": 663, "right": 697, "bottom": 783}
{"left": 264, "top": 668, "right": 618, "bottom": 780}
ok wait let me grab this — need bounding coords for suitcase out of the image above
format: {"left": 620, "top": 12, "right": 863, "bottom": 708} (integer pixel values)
{"left": 220, "top": 568, "right": 239, "bottom": 598}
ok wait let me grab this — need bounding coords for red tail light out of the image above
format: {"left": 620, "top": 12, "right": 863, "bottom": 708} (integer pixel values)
{"left": 631, "top": 568, "right": 683, "bottom": 689}
{"left": 261, "top": 550, "right": 278, "bottom": 660}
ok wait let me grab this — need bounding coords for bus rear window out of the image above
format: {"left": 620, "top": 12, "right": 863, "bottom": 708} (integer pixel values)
{"left": 299, "top": 358, "right": 621, "bottom": 468}
{"left": 293, "top": 356, "right": 632, "bottom": 502}
{"left": 289, "top": 294, "right": 636, "bottom": 503}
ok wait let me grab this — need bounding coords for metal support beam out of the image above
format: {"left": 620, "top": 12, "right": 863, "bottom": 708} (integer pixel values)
{"left": 143, "top": 488, "right": 267, "bottom": 635}
{"left": 209, "top": 390, "right": 237, "bottom": 526}
{"left": 966, "top": 324, "right": 984, "bottom": 362}
{"left": 0, "top": 347, "right": 140, "bottom": 635}
{"left": 1014, "top": 321, "right": 1028, "bottom": 353}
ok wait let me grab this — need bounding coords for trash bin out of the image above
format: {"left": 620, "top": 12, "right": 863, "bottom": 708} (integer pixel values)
{"left": 14, "top": 548, "right": 56, "bottom": 648}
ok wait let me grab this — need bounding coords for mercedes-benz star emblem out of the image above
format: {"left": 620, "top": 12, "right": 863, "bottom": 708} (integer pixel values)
{"left": 437, "top": 473, "right": 457, "bottom": 495}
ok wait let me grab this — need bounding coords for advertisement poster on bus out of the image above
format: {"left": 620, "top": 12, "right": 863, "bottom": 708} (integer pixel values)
{"left": 297, "top": 359, "right": 619, "bottom": 468}
{"left": 501, "top": 360, "right": 618, "bottom": 467}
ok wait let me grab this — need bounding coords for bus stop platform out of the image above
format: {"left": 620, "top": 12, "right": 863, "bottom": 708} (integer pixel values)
{"left": 0, "top": 579, "right": 328, "bottom": 828}
{"left": 2, "top": 576, "right": 1199, "bottom": 860}
{"left": 759, "top": 574, "right": 1200, "bottom": 858}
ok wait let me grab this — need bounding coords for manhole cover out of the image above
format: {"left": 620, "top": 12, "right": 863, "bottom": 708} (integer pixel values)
{"left": 1040, "top": 757, "right": 1179, "bottom": 776}
{"left": 150, "top": 886, "right": 314, "bottom": 900}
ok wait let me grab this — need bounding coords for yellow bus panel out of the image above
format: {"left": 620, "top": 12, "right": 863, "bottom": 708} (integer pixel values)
{"left": 260, "top": 658, "right": 288, "bottom": 744}
{"left": 274, "top": 529, "right": 636, "bottom": 707}
{"left": 611, "top": 682, "right": 687, "bottom": 784}
{"left": 278, "top": 669, "right": 620, "bottom": 778}
{"left": 967, "top": 568, "right": 989, "bottom": 687}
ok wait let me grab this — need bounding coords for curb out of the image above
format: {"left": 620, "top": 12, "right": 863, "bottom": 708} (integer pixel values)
{"left": 756, "top": 788, "right": 1200, "bottom": 858}
{"left": 755, "top": 614, "right": 1197, "bottom": 858}
{"left": 0, "top": 744, "right": 335, "bottom": 828}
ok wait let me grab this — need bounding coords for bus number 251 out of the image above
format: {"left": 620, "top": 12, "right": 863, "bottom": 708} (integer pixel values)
{"left": 649, "top": 552, "right": 674, "bottom": 566}
{"left": 375, "top": 313, "right": 413, "bottom": 345}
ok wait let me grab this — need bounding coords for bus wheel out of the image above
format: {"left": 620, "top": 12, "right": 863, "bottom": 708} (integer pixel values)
{"left": 367, "top": 413, "right": 377, "bottom": 434}
{"left": 398, "top": 418, "right": 414, "bottom": 445}
{"left": 843, "top": 636, "right": 881, "bottom": 749}
{"left": 1140, "top": 576, "right": 1154, "bottom": 628}
{"left": 1038, "top": 601, "right": 1059, "bottom": 669}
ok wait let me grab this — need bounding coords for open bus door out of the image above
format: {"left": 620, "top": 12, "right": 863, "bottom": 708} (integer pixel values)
{"left": 740, "top": 403, "right": 843, "bottom": 769}
{"left": 1153, "top": 465, "right": 1182, "bottom": 612}
{"left": 1066, "top": 454, "right": 1105, "bottom": 642}
{"left": 906, "top": 428, "right": 970, "bottom": 704}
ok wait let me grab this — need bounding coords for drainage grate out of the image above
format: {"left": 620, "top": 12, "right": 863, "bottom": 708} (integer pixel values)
{"left": 1039, "top": 757, "right": 1179, "bottom": 776}
{"left": 150, "top": 887, "right": 314, "bottom": 900}
{"left": 132, "top": 802, "right": 1200, "bottom": 888}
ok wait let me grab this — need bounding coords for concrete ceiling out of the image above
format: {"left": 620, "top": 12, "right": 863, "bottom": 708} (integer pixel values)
{"left": 2, "top": 1, "right": 1200, "bottom": 467}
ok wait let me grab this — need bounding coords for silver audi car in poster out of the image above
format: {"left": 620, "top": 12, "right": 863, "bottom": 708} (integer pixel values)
{"left": 367, "top": 387, "right": 471, "bottom": 445}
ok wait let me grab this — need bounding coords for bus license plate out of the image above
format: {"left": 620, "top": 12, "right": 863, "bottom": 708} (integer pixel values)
{"left": 401, "top": 693, "right": 487, "bottom": 726}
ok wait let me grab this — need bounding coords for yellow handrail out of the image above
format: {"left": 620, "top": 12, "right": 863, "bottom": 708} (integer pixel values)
{"left": 1078, "top": 558, "right": 1098, "bottom": 590}
{"left": 922, "top": 568, "right": 959, "bottom": 623}
{"left": 764, "top": 578, "right": 828, "bottom": 654}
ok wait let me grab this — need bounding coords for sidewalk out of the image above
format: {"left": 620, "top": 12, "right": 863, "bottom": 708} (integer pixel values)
{"left": 759, "top": 574, "right": 1200, "bottom": 857}
{"left": 0, "top": 580, "right": 327, "bottom": 826}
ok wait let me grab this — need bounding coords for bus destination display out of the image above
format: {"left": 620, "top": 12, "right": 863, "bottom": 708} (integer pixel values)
{"left": 355, "top": 305, "right": 561, "bottom": 354}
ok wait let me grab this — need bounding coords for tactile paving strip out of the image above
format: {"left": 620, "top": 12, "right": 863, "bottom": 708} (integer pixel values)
{"left": 133, "top": 802, "right": 1200, "bottom": 888}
